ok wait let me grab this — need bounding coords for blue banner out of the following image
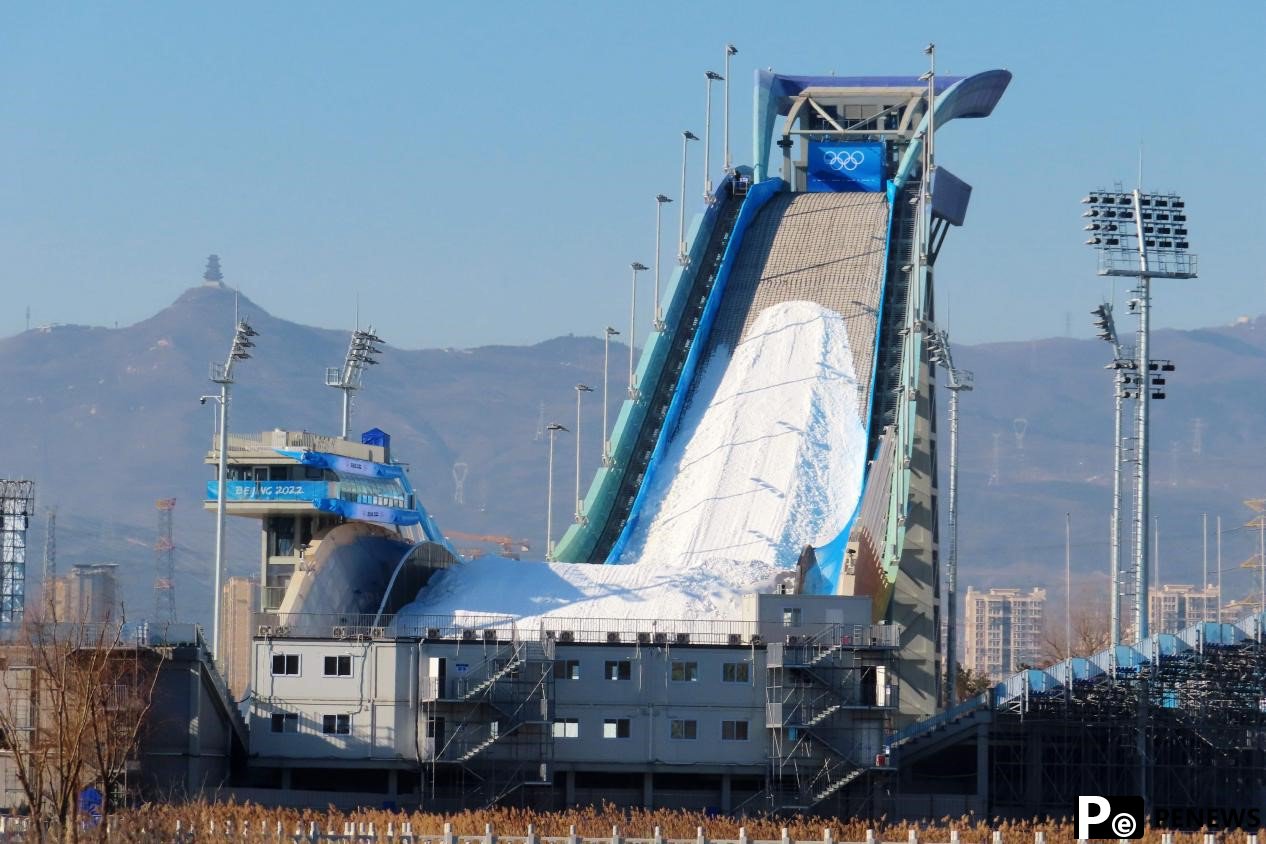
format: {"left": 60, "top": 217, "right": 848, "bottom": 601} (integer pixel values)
{"left": 807, "top": 141, "right": 885, "bottom": 193}
{"left": 313, "top": 498, "right": 421, "bottom": 526}
{"left": 274, "top": 450, "right": 404, "bottom": 480}
{"left": 206, "top": 480, "right": 327, "bottom": 502}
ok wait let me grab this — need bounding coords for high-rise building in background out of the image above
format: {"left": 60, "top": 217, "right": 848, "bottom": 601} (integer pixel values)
{"left": 219, "top": 575, "right": 258, "bottom": 700}
{"left": 1149, "top": 584, "right": 1218, "bottom": 634}
{"left": 51, "top": 563, "right": 120, "bottom": 623}
{"left": 964, "top": 587, "right": 1047, "bottom": 681}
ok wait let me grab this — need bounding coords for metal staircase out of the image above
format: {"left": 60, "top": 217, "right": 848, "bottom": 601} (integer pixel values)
{"left": 764, "top": 625, "right": 898, "bottom": 810}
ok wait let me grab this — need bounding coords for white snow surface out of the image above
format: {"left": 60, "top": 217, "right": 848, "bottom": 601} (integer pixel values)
{"left": 399, "top": 301, "right": 868, "bottom": 627}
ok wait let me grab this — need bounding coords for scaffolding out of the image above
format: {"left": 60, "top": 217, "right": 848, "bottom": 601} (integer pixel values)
{"left": 154, "top": 498, "right": 176, "bottom": 622}
{"left": 0, "top": 481, "right": 35, "bottom": 625}
{"left": 764, "top": 623, "right": 899, "bottom": 813}
{"left": 420, "top": 628, "right": 556, "bottom": 809}
{"left": 890, "top": 618, "right": 1266, "bottom": 822}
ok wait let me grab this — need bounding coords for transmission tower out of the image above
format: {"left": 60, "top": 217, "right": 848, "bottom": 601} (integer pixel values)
{"left": 155, "top": 498, "right": 176, "bottom": 622}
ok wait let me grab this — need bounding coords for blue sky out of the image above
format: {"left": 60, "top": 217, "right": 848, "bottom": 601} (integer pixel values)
{"left": 3, "top": 2, "right": 1263, "bottom": 349}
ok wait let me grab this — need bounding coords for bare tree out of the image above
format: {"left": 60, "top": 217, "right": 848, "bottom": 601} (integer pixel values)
{"left": 0, "top": 608, "right": 164, "bottom": 842}
{"left": 1040, "top": 586, "right": 1111, "bottom": 665}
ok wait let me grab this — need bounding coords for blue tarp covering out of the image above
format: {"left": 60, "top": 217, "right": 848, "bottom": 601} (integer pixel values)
{"left": 361, "top": 428, "right": 390, "bottom": 448}
{"left": 807, "top": 141, "right": 885, "bottom": 192}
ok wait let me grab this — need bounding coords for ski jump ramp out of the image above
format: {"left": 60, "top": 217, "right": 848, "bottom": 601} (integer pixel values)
{"left": 406, "top": 68, "right": 1010, "bottom": 719}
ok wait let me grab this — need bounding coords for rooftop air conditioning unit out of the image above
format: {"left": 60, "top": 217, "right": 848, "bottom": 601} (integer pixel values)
{"left": 461, "top": 629, "right": 477, "bottom": 642}
{"left": 636, "top": 632, "right": 651, "bottom": 645}
{"left": 425, "top": 627, "right": 441, "bottom": 640}
{"left": 332, "top": 626, "right": 348, "bottom": 639}
{"left": 558, "top": 631, "right": 575, "bottom": 644}
{"left": 727, "top": 633, "right": 742, "bottom": 647}
{"left": 482, "top": 630, "right": 498, "bottom": 643}
{"left": 653, "top": 632, "right": 668, "bottom": 645}
{"left": 606, "top": 632, "right": 621, "bottom": 644}
{"left": 674, "top": 633, "right": 690, "bottom": 646}
{"left": 749, "top": 634, "right": 764, "bottom": 646}
{"left": 371, "top": 627, "right": 386, "bottom": 639}
{"left": 786, "top": 635, "right": 801, "bottom": 646}
{"left": 256, "top": 625, "right": 272, "bottom": 637}
{"left": 275, "top": 625, "right": 291, "bottom": 637}
{"left": 545, "top": 630, "right": 557, "bottom": 641}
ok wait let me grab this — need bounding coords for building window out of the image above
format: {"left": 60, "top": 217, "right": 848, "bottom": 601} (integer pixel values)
{"left": 603, "top": 718, "right": 631, "bottom": 739}
{"left": 271, "top": 654, "right": 300, "bottom": 676}
{"left": 322, "top": 714, "right": 350, "bottom": 735}
{"left": 323, "top": 655, "right": 352, "bottom": 677}
{"left": 722, "top": 662, "right": 750, "bottom": 683}
{"left": 270, "top": 712, "right": 298, "bottom": 734}
{"left": 722, "top": 720, "right": 749, "bottom": 741}
{"left": 670, "top": 719, "right": 697, "bottom": 740}
{"left": 670, "top": 661, "right": 698, "bottom": 682}
{"left": 552, "top": 718, "right": 579, "bottom": 738}
{"left": 782, "top": 608, "right": 802, "bottom": 627}
{"left": 604, "top": 660, "right": 632, "bottom": 680}
{"left": 553, "top": 660, "right": 580, "bottom": 680}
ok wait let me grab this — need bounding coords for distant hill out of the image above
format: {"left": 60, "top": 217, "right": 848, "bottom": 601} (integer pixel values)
{"left": 1, "top": 285, "right": 1264, "bottom": 627}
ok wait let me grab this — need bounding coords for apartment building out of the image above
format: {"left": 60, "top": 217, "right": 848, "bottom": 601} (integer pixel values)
{"left": 963, "top": 587, "right": 1046, "bottom": 681}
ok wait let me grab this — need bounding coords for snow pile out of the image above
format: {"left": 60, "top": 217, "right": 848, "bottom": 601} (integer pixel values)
{"left": 399, "top": 301, "right": 868, "bottom": 626}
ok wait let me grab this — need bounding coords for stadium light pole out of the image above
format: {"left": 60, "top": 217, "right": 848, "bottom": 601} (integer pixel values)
{"left": 703, "top": 71, "right": 724, "bottom": 203}
{"left": 209, "top": 317, "right": 258, "bottom": 660}
{"left": 545, "top": 423, "right": 568, "bottom": 560}
{"left": 1083, "top": 187, "right": 1196, "bottom": 639}
{"left": 602, "top": 327, "right": 620, "bottom": 467}
{"left": 678, "top": 131, "right": 699, "bottom": 264}
{"left": 928, "top": 329, "right": 972, "bottom": 706}
{"left": 654, "top": 194, "right": 673, "bottom": 331}
{"left": 326, "top": 327, "right": 384, "bottom": 439}
{"left": 723, "top": 44, "right": 737, "bottom": 173}
{"left": 628, "top": 262, "right": 648, "bottom": 400}
{"left": 574, "top": 384, "right": 594, "bottom": 524}
{"left": 1092, "top": 301, "right": 1128, "bottom": 644}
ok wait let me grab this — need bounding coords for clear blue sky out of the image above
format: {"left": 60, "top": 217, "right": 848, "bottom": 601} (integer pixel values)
{"left": 4, "top": 2, "right": 1264, "bottom": 349}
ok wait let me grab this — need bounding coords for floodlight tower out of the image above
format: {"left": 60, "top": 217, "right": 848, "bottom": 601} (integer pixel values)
{"left": 1092, "top": 301, "right": 1129, "bottom": 644}
{"left": 326, "top": 327, "right": 384, "bottom": 439}
{"left": 209, "top": 317, "right": 258, "bottom": 659}
{"left": 1083, "top": 188, "right": 1195, "bottom": 639}
{"left": 927, "top": 329, "right": 972, "bottom": 706}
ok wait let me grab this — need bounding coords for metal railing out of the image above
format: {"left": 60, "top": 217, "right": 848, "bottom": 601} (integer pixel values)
{"left": 250, "top": 613, "right": 902, "bottom": 649}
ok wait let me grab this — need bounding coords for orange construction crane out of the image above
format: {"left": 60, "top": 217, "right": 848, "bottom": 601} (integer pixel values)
{"left": 444, "top": 531, "right": 532, "bottom": 557}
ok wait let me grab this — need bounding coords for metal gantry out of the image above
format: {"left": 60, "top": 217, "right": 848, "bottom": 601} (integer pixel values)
{"left": 1083, "top": 188, "right": 1196, "bottom": 639}
{"left": 0, "top": 480, "right": 35, "bottom": 625}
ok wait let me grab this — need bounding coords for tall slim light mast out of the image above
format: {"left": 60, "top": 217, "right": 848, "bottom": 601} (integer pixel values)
{"left": 653, "top": 195, "right": 672, "bottom": 331}
{"left": 703, "top": 71, "right": 724, "bottom": 202}
{"left": 1083, "top": 188, "right": 1195, "bottom": 639}
{"left": 928, "top": 329, "right": 972, "bottom": 705}
{"left": 723, "top": 44, "right": 737, "bottom": 174}
{"left": 602, "top": 327, "right": 620, "bottom": 467}
{"left": 678, "top": 131, "right": 699, "bottom": 264}
{"left": 544, "top": 423, "right": 568, "bottom": 560}
{"left": 573, "top": 384, "right": 593, "bottom": 524}
{"left": 326, "top": 327, "right": 384, "bottom": 439}
{"left": 209, "top": 317, "right": 258, "bottom": 659}
{"left": 628, "top": 262, "right": 648, "bottom": 399}
{"left": 1092, "top": 302, "right": 1128, "bottom": 643}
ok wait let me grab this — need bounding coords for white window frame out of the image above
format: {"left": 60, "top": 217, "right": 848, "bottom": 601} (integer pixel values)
{"left": 552, "top": 718, "right": 579, "bottom": 739}
{"left": 323, "top": 654, "right": 353, "bottom": 678}
{"left": 669, "top": 719, "right": 698, "bottom": 740}
{"left": 271, "top": 653, "right": 301, "bottom": 676}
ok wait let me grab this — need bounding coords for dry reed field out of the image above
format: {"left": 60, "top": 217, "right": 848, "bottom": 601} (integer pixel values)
{"left": 11, "top": 803, "right": 1254, "bottom": 843}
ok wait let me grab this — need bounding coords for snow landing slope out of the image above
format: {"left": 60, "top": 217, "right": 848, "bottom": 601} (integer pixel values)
{"left": 401, "top": 301, "right": 867, "bottom": 626}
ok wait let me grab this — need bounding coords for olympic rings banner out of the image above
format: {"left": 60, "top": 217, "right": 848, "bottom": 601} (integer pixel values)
{"left": 807, "top": 141, "right": 885, "bottom": 193}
